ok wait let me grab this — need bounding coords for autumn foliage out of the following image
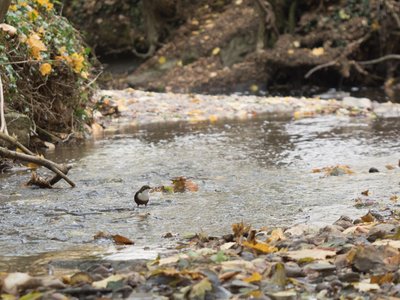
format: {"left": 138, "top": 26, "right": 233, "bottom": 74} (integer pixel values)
{"left": 0, "top": 0, "right": 93, "bottom": 134}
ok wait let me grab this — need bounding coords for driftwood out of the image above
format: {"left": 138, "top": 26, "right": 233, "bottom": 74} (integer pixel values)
{"left": 0, "top": 146, "right": 75, "bottom": 187}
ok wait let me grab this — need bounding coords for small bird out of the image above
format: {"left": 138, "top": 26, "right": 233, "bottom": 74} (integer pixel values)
{"left": 134, "top": 185, "right": 151, "bottom": 207}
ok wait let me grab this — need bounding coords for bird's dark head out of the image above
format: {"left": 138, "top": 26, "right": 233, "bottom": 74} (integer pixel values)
{"left": 139, "top": 185, "right": 151, "bottom": 192}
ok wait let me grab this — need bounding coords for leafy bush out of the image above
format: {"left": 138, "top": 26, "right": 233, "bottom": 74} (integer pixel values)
{"left": 0, "top": 0, "right": 93, "bottom": 134}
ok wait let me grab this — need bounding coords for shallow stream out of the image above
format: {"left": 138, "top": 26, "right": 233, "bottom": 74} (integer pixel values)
{"left": 0, "top": 115, "right": 399, "bottom": 274}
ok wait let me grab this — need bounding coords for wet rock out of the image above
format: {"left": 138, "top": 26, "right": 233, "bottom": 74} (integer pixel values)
{"left": 338, "top": 272, "right": 360, "bottom": 282}
{"left": 333, "top": 216, "right": 353, "bottom": 229}
{"left": 222, "top": 234, "right": 234, "bottom": 242}
{"left": 351, "top": 245, "right": 385, "bottom": 273}
{"left": 284, "top": 262, "right": 304, "bottom": 278}
{"left": 284, "top": 224, "right": 318, "bottom": 237}
{"left": 228, "top": 279, "right": 259, "bottom": 291}
{"left": 304, "top": 262, "right": 336, "bottom": 273}
{"left": 342, "top": 96, "right": 372, "bottom": 110}
{"left": 315, "top": 282, "right": 331, "bottom": 292}
{"left": 3, "top": 112, "right": 32, "bottom": 146}
{"left": 267, "top": 290, "right": 297, "bottom": 300}
{"left": 369, "top": 167, "right": 379, "bottom": 173}
{"left": 367, "top": 223, "right": 396, "bottom": 242}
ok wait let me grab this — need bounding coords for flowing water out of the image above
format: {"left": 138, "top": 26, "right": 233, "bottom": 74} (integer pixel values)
{"left": 0, "top": 115, "right": 399, "bottom": 274}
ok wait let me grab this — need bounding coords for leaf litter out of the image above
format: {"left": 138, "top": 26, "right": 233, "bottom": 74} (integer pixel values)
{"left": 3, "top": 210, "right": 400, "bottom": 298}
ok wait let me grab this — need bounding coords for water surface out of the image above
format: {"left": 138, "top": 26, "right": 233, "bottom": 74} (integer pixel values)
{"left": 0, "top": 115, "right": 399, "bottom": 273}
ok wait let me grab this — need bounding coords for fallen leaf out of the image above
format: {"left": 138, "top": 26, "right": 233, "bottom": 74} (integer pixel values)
{"left": 353, "top": 282, "right": 380, "bottom": 292}
{"left": 189, "top": 278, "right": 212, "bottom": 299}
{"left": 390, "top": 195, "right": 398, "bottom": 203}
{"left": 171, "top": 176, "right": 199, "bottom": 192}
{"left": 158, "top": 56, "right": 166, "bottom": 64}
{"left": 370, "top": 272, "right": 394, "bottom": 285}
{"left": 385, "top": 164, "right": 395, "bottom": 170}
{"left": 112, "top": 234, "right": 134, "bottom": 245}
{"left": 242, "top": 240, "right": 278, "bottom": 254}
{"left": 92, "top": 275, "right": 125, "bottom": 289}
{"left": 19, "top": 292, "right": 42, "bottom": 300}
{"left": 284, "top": 248, "right": 336, "bottom": 260}
{"left": 361, "top": 212, "right": 375, "bottom": 223}
{"left": 211, "top": 47, "right": 220, "bottom": 56}
{"left": 267, "top": 228, "right": 286, "bottom": 244}
{"left": 244, "top": 272, "right": 262, "bottom": 283}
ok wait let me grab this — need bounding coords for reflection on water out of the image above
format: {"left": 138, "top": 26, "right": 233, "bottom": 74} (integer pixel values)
{"left": 0, "top": 115, "right": 399, "bottom": 273}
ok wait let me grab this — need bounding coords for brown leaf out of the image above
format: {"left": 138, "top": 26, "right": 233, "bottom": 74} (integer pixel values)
{"left": 232, "top": 222, "right": 251, "bottom": 239}
{"left": 112, "top": 234, "right": 134, "bottom": 245}
{"left": 361, "top": 212, "right": 375, "bottom": 223}
{"left": 385, "top": 164, "right": 395, "bottom": 170}
{"left": 219, "top": 271, "right": 240, "bottom": 282}
{"left": 370, "top": 272, "right": 394, "bottom": 285}
{"left": 171, "top": 176, "right": 198, "bottom": 192}
{"left": 26, "top": 172, "right": 52, "bottom": 188}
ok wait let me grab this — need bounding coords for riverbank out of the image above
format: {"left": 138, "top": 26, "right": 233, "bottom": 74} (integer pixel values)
{"left": 2, "top": 209, "right": 400, "bottom": 299}
{"left": 91, "top": 89, "right": 400, "bottom": 137}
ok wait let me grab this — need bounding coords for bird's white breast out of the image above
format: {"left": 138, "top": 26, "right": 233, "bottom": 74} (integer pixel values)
{"left": 137, "top": 190, "right": 149, "bottom": 201}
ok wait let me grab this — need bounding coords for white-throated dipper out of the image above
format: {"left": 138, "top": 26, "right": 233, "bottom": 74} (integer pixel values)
{"left": 134, "top": 185, "right": 151, "bottom": 207}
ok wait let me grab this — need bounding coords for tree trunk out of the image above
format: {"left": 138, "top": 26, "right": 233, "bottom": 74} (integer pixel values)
{"left": 0, "top": 0, "right": 11, "bottom": 23}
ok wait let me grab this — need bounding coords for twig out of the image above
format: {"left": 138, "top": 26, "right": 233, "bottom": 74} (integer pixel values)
{"left": 304, "top": 60, "right": 337, "bottom": 79}
{"left": 357, "top": 54, "right": 400, "bottom": 65}
{"left": 86, "top": 70, "right": 103, "bottom": 87}
{"left": 0, "top": 59, "right": 57, "bottom": 66}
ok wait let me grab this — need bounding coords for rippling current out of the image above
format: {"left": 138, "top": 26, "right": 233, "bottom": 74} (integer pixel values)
{"left": 0, "top": 115, "right": 399, "bottom": 273}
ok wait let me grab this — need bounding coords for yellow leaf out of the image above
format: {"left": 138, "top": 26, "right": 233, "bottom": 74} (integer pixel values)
{"left": 27, "top": 9, "right": 38, "bottom": 21}
{"left": 242, "top": 240, "right": 278, "bottom": 254}
{"left": 39, "top": 63, "right": 52, "bottom": 76}
{"left": 70, "top": 53, "right": 84, "bottom": 73}
{"left": 311, "top": 47, "right": 324, "bottom": 57}
{"left": 243, "top": 272, "right": 262, "bottom": 283}
{"left": 267, "top": 228, "right": 286, "bottom": 244}
{"left": 212, "top": 47, "right": 220, "bottom": 56}
{"left": 26, "top": 33, "right": 47, "bottom": 60}
{"left": 158, "top": 56, "right": 166, "bottom": 65}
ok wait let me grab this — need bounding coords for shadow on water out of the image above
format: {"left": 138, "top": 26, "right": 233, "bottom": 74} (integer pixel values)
{"left": 0, "top": 115, "right": 399, "bottom": 274}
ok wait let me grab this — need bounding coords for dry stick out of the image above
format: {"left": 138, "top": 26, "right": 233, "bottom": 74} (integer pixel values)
{"left": 357, "top": 54, "right": 400, "bottom": 65}
{"left": 304, "top": 60, "right": 337, "bottom": 79}
{"left": 0, "top": 132, "right": 72, "bottom": 186}
{"left": 0, "top": 147, "right": 76, "bottom": 187}
{"left": 0, "top": 75, "right": 8, "bottom": 135}
{"left": 0, "top": 132, "right": 34, "bottom": 155}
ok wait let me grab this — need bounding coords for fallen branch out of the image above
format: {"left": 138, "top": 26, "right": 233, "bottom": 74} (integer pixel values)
{"left": 0, "top": 146, "right": 75, "bottom": 187}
